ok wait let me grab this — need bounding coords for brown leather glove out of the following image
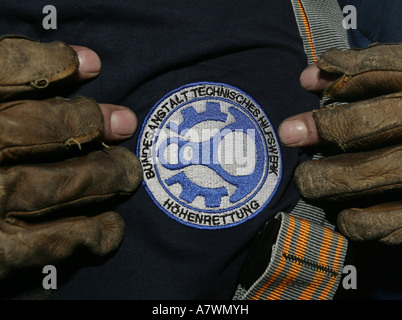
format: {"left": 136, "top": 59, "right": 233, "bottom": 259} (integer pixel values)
{"left": 0, "top": 35, "right": 80, "bottom": 100}
{"left": 0, "top": 35, "right": 142, "bottom": 279}
{"left": 294, "top": 43, "right": 402, "bottom": 245}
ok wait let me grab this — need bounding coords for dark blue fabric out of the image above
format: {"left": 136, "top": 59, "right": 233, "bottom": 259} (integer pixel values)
{"left": 337, "top": 0, "right": 402, "bottom": 47}
{"left": 0, "top": 1, "right": 319, "bottom": 299}
{"left": 1, "top": 0, "right": 401, "bottom": 301}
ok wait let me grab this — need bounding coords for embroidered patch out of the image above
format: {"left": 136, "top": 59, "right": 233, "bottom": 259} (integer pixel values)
{"left": 137, "top": 82, "right": 282, "bottom": 229}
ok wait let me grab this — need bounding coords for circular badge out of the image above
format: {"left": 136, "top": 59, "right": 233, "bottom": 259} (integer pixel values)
{"left": 137, "top": 82, "right": 282, "bottom": 229}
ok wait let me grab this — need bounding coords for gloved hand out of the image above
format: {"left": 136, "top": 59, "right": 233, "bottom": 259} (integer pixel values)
{"left": 279, "top": 43, "right": 402, "bottom": 245}
{"left": 0, "top": 35, "right": 142, "bottom": 279}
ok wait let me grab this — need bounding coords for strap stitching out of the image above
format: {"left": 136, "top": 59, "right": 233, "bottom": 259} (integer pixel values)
{"left": 282, "top": 252, "right": 339, "bottom": 278}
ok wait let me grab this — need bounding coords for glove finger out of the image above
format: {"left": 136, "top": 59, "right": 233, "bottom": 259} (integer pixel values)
{"left": 317, "top": 43, "right": 402, "bottom": 101}
{"left": 313, "top": 92, "right": 402, "bottom": 151}
{"left": 0, "top": 210, "right": 124, "bottom": 279}
{"left": 337, "top": 201, "right": 402, "bottom": 245}
{"left": 1, "top": 146, "right": 142, "bottom": 219}
{"left": 0, "top": 35, "right": 79, "bottom": 100}
{"left": 294, "top": 144, "right": 402, "bottom": 201}
{"left": 0, "top": 96, "right": 103, "bottom": 164}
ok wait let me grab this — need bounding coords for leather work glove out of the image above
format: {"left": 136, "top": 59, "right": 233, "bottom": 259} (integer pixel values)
{"left": 293, "top": 43, "right": 402, "bottom": 245}
{"left": 0, "top": 35, "right": 142, "bottom": 280}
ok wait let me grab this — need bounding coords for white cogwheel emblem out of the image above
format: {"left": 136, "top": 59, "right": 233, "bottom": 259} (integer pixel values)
{"left": 137, "top": 82, "right": 282, "bottom": 229}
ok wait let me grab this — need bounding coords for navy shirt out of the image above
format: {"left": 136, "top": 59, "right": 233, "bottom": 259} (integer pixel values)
{"left": 3, "top": 1, "right": 401, "bottom": 300}
{"left": 0, "top": 0, "right": 320, "bottom": 299}
{"left": 338, "top": 0, "right": 402, "bottom": 47}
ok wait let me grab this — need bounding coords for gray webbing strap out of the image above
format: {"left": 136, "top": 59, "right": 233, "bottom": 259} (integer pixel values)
{"left": 292, "top": 0, "right": 350, "bottom": 64}
{"left": 233, "top": 212, "right": 347, "bottom": 300}
{"left": 233, "top": 0, "right": 350, "bottom": 300}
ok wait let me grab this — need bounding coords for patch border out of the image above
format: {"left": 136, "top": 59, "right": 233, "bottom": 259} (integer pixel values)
{"left": 136, "top": 82, "right": 283, "bottom": 229}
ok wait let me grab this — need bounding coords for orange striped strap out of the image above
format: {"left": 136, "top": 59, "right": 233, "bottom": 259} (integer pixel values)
{"left": 233, "top": 0, "right": 351, "bottom": 301}
{"left": 233, "top": 211, "right": 348, "bottom": 300}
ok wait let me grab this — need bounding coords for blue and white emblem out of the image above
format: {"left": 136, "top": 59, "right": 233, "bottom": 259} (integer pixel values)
{"left": 137, "top": 82, "right": 282, "bottom": 229}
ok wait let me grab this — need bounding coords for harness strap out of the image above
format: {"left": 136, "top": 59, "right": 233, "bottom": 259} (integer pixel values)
{"left": 292, "top": 0, "right": 350, "bottom": 64}
{"left": 235, "top": 212, "right": 347, "bottom": 300}
{"left": 233, "top": 0, "right": 350, "bottom": 300}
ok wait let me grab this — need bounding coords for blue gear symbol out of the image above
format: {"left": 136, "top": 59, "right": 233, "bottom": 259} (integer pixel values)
{"left": 165, "top": 172, "right": 229, "bottom": 208}
{"left": 158, "top": 101, "right": 265, "bottom": 208}
{"left": 167, "top": 102, "right": 227, "bottom": 134}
